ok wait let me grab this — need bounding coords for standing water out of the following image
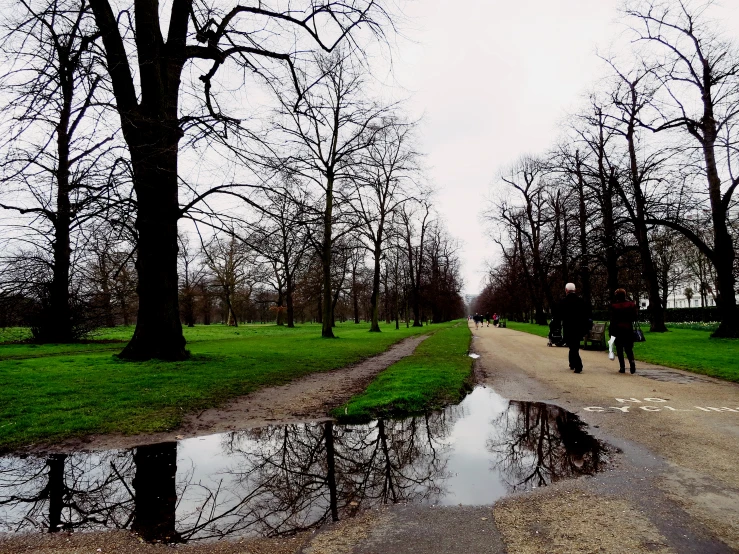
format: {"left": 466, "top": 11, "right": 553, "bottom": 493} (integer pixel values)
{"left": 0, "top": 387, "right": 607, "bottom": 543}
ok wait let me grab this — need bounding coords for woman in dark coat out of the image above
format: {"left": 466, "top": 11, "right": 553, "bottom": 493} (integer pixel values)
{"left": 609, "top": 288, "right": 637, "bottom": 374}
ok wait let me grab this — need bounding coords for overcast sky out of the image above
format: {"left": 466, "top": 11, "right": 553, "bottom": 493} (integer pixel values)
{"left": 385, "top": 0, "right": 739, "bottom": 296}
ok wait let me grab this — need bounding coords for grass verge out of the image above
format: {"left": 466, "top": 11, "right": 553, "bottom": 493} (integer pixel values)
{"left": 505, "top": 321, "right": 739, "bottom": 382}
{"left": 333, "top": 322, "right": 473, "bottom": 422}
{"left": 0, "top": 321, "right": 449, "bottom": 451}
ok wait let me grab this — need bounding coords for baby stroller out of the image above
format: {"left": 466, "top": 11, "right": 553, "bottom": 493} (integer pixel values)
{"left": 547, "top": 320, "right": 566, "bottom": 347}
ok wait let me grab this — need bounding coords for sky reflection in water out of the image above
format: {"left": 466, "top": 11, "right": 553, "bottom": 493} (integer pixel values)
{"left": 0, "top": 387, "right": 606, "bottom": 542}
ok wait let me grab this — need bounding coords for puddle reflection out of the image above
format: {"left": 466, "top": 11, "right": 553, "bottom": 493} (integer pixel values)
{"left": 0, "top": 388, "right": 607, "bottom": 542}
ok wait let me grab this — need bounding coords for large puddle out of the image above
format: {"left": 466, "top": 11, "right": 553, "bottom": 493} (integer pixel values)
{"left": 0, "top": 387, "right": 607, "bottom": 543}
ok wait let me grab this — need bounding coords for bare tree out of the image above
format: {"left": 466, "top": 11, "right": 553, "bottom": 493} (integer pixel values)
{"left": 626, "top": 0, "right": 739, "bottom": 336}
{"left": 270, "top": 53, "right": 389, "bottom": 337}
{"left": 178, "top": 234, "right": 206, "bottom": 327}
{"left": 353, "top": 117, "right": 418, "bottom": 332}
{"left": 601, "top": 61, "right": 670, "bottom": 330}
{"left": 497, "top": 157, "right": 557, "bottom": 324}
{"left": 0, "top": 0, "right": 121, "bottom": 341}
{"left": 85, "top": 0, "right": 391, "bottom": 358}
{"left": 399, "top": 199, "right": 431, "bottom": 327}
{"left": 200, "top": 234, "right": 252, "bottom": 327}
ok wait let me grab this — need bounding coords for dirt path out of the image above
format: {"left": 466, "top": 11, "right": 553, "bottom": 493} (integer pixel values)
{"left": 36, "top": 334, "right": 430, "bottom": 453}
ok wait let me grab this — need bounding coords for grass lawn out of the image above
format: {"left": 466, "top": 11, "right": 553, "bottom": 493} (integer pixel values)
{"left": 505, "top": 321, "right": 739, "bottom": 382}
{"left": 0, "top": 321, "right": 450, "bottom": 451}
{"left": 334, "top": 323, "right": 473, "bottom": 422}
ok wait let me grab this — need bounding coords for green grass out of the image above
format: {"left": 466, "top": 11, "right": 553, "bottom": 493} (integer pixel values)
{"left": 0, "top": 322, "right": 450, "bottom": 451}
{"left": 506, "top": 321, "right": 550, "bottom": 338}
{"left": 504, "top": 321, "right": 739, "bottom": 382}
{"left": 334, "top": 323, "right": 473, "bottom": 422}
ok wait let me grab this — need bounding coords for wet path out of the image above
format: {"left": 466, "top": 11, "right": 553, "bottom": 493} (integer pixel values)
{"left": 470, "top": 322, "right": 739, "bottom": 553}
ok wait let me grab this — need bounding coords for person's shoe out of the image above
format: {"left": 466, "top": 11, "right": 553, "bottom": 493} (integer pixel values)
{"left": 574, "top": 368, "right": 582, "bottom": 373}
{"left": 618, "top": 367, "right": 625, "bottom": 373}
{"left": 569, "top": 366, "right": 574, "bottom": 371}
{"left": 630, "top": 366, "right": 636, "bottom": 374}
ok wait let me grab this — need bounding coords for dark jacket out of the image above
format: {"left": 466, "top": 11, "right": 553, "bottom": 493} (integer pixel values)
{"left": 609, "top": 300, "right": 637, "bottom": 339}
{"left": 553, "top": 293, "right": 591, "bottom": 340}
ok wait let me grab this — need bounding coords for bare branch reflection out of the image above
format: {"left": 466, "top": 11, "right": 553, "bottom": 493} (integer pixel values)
{"left": 487, "top": 401, "right": 604, "bottom": 491}
{"left": 0, "top": 394, "right": 605, "bottom": 544}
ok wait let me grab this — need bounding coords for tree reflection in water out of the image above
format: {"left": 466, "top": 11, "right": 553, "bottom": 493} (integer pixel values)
{"left": 0, "top": 451, "right": 135, "bottom": 533}
{"left": 0, "top": 413, "right": 454, "bottom": 542}
{"left": 178, "top": 412, "right": 453, "bottom": 540}
{"left": 487, "top": 400, "right": 605, "bottom": 491}
{"left": 0, "top": 393, "right": 606, "bottom": 543}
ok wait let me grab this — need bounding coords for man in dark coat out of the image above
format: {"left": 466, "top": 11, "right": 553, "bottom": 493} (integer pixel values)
{"left": 552, "top": 282, "right": 591, "bottom": 374}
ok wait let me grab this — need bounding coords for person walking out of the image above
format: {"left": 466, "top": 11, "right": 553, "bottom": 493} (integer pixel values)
{"left": 485, "top": 313, "right": 491, "bottom": 327}
{"left": 609, "top": 288, "right": 637, "bottom": 374}
{"left": 553, "top": 283, "right": 591, "bottom": 374}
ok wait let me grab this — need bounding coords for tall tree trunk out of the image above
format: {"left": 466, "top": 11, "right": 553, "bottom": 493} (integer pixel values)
{"left": 575, "top": 153, "right": 592, "bottom": 307}
{"left": 702, "top": 135, "right": 739, "bottom": 337}
{"left": 622, "top": 84, "right": 667, "bottom": 332}
{"left": 321, "top": 175, "right": 335, "bottom": 338}
{"left": 91, "top": 0, "right": 188, "bottom": 359}
{"left": 352, "top": 271, "right": 360, "bottom": 324}
{"left": 383, "top": 269, "right": 391, "bottom": 324}
{"left": 286, "top": 271, "right": 295, "bottom": 328}
{"left": 324, "top": 422, "right": 339, "bottom": 522}
{"left": 120, "top": 131, "right": 187, "bottom": 359}
{"left": 276, "top": 288, "right": 285, "bottom": 326}
{"left": 369, "top": 238, "right": 382, "bottom": 332}
{"left": 46, "top": 76, "right": 73, "bottom": 342}
{"left": 603, "top": 171, "right": 619, "bottom": 299}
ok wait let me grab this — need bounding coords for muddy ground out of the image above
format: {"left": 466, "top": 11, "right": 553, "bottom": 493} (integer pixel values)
{"left": 3, "top": 324, "right": 739, "bottom": 553}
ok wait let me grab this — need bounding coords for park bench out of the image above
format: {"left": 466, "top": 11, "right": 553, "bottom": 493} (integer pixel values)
{"left": 583, "top": 322, "right": 606, "bottom": 350}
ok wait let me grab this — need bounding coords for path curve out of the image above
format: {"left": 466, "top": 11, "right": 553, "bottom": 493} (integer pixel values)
{"left": 33, "top": 334, "right": 430, "bottom": 453}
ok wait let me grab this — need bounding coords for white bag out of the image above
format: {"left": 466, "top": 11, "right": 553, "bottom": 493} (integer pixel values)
{"left": 608, "top": 336, "right": 616, "bottom": 361}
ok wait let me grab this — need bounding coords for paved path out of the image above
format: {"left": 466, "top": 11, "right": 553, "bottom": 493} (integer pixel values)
{"left": 341, "top": 323, "right": 739, "bottom": 554}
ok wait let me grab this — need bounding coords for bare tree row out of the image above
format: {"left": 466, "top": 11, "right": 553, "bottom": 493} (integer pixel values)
{"left": 0, "top": 0, "right": 464, "bottom": 350}
{"left": 479, "top": 0, "right": 739, "bottom": 338}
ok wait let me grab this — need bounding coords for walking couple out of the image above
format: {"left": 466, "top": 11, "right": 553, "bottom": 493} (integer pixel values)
{"left": 552, "top": 283, "right": 637, "bottom": 374}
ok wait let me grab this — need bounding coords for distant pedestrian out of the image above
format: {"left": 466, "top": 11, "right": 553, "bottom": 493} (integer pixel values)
{"left": 552, "top": 283, "right": 591, "bottom": 374}
{"left": 609, "top": 288, "right": 637, "bottom": 374}
{"left": 473, "top": 313, "right": 480, "bottom": 329}
{"left": 485, "top": 313, "right": 491, "bottom": 327}
{"left": 493, "top": 313, "right": 500, "bottom": 327}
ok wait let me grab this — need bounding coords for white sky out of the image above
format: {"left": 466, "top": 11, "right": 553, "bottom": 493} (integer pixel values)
{"left": 386, "top": 0, "right": 739, "bottom": 295}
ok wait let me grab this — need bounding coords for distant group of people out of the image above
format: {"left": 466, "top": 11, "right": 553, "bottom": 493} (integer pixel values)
{"left": 551, "top": 283, "right": 637, "bottom": 375}
{"left": 470, "top": 312, "right": 500, "bottom": 329}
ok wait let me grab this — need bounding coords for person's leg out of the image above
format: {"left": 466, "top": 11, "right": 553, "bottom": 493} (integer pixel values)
{"left": 625, "top": 340, "right": 636, "bottom": 373}
{"left": 567, "top": 338, "right": 582, "bottom": 372}
{"left": 615, "top": 337, "right": 626, "bottom": 372}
